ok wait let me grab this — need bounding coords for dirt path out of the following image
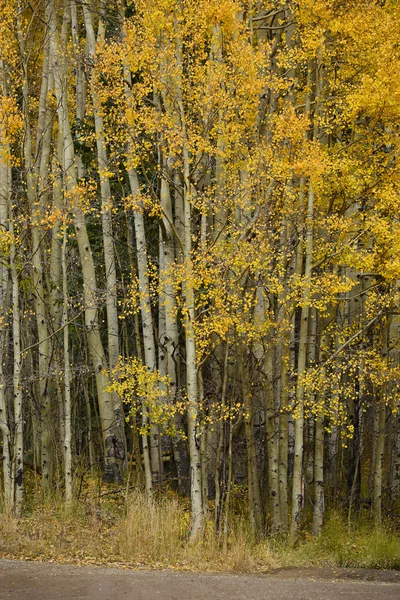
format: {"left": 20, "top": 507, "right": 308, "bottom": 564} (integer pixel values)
{"left": 0, "top": 559, "right": 399, "bottom": 599}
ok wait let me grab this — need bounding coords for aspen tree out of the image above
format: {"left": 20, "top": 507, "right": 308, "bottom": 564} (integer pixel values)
{"left": 0, "top": 61, "right": 12, "bottom": 508}
{"left": 49, "top": 0, "right": 123, "bottom": 483}
{"left": 81, "top": 0, "right": 125, "bottom": 463}
{"left": 17, "top": 15, "right": 53, "bottom": 489}
{"left": 173, "top": 5, "right": 204, "bottom": 538}
{"left": 291, "top": 184, "right": 314, "bottom": 536}
{"left": 120, "top": 14, "right": 162, "bottom": 485}
{"left": 253, "top": 286, "right": 280, "bottom": 531}
{"left": 122, "top": 141, "right": 156, "bottom": 492}
{"left": 214, "top": 338, "right": 229, "bottom": 532}
{"left": 313, "top": 315, "right": 329, "bottom": 536}
{"left": 9, "top": 191, "right": 22, "bottom": 516}
{"left": 1, "top": 0, "right": 400, "bottom": 533}
{"left": 126, "top": 168, "right": 161, "bottom": 491}
{"left": 240, "top": 348, "right": 263, "bottom": 533}
{"left": 180, "top": 84, "right": 204, "bottom": 541}
{"left": 265, "top": 344, "right": 280, "bottom": 531}
{"left": 62, "top": 220, "right": 72, "bottom": 505}
{"left": 373, "top": 324, "right": 389, "bottom": 523}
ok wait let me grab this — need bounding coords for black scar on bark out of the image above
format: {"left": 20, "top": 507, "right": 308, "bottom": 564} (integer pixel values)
{"left": 15, "top": 469, "right": 23, "bottom": 487}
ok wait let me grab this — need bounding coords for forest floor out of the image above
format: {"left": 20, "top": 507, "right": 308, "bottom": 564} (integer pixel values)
{"left": 1, "top": 488, "right": 400, "bottom": 575}
{"left": 0, "top": 559, "right": 400, "bottom": 600}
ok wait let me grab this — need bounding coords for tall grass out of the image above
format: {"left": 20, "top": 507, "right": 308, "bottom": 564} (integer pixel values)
{"left": 120, "top": 491, "right": 276, "bottom": 571}
{"left": 120, "top": 492, "right": 186, "bottom": 563}
{"left": 0, "top": 491, "right": 399, "bottom": 572}
{"left": 278, "top": 512, "right": 400, "bottom": 570}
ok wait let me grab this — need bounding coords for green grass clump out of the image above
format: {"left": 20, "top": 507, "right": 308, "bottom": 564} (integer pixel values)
{"left": 279, "top": 512, "right": 400, "bottom": 570}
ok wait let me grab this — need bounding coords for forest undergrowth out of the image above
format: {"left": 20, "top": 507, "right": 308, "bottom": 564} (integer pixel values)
{"left": 1, "top": 482, "right": 399, "bottom": 573}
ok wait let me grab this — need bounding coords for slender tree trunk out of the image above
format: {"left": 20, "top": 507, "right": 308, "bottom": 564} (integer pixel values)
{"left": 18, "top": 33, "right": 52, "bottom": 491}
{"left": 71, "top": 0, "right": 87, "bottom": 180}
{"left": 313, "top": 415, "right": 324, "bottom": 535}
{"left": 222, "top": 417, "right": 233, "bottom": 554}
{"left": 392, "top": 409, "right": 400, "bottom": 503}
{"left": 9, "top": 199, "right": 23, "bottom": 516}
{"left": 182, "top": 170, "right": 204, "bottom": 539}
{"left": 252, "top": 284, "right": 279, "bottom": 531}
{"left": 174, "top": 14, "right": 204, "bottom": 539}
{"left": 126, "top": 168, "right": 161, "bottom": 485}
{"left": 82, "top": 1, "right": 125, "bottom": 464}
{"left": 291, "top": 184, "right": 314, "bottom": 537}
{"left": 240, "top": 350, "right": 263, "bottom": 534}
{"left": 50, "top": 1, "right": 122, "bottom": 483}
{"left": 265, "top": 345, "right": 280, "bottom": 532}
{"left": 374, "top": 391, "right": 386, "bottom": 524}
{"left": 62, "top": 223, "right": 73, "bottom": 505}
{"left": 159, "top": 147, "right": 186, "bottom": 486}
{"left": 215, "top": 339, "right": 229, "bottom": 533}
{"left": 312, "top": 314, "right": 330, "bottom": 536}
{"left": 0, "top": 71, "right": 12, "bottom": 508}
{"left": 279, "top": 325, "right": 290, "bottom": 531}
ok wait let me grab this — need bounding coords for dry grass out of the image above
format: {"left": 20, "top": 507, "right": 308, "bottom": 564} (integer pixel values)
{"left": 0, "top": 491, "right": 399, "bottom": 573}
{"left": 119, "top": 491, "right": 277, "bottom": 571}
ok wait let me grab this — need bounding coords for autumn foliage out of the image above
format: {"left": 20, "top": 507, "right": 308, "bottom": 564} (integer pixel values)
{"left": 0, "top": 0, "right": 400, "bottom": 547}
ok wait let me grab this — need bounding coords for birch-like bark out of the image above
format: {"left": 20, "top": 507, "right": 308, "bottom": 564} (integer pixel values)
{"left": 50, "top": 0, "right": 122, "bottom": 483}
{"left": 126, "top": 168, "right": 161, "bottom": 486}
{"left": 291, "top": 184, "right": 314, "bottom": 537}
{"left": 126, "top": 211, "right": 147, "bottom": 489}
{"left": 211, "top": 23, "right": 226, "bottom": 241}
{"left": 120, "top": 35, "right": 161, "bottom": 483}
{"left": 0, "top": 65, "right": 12, "bottom": 507}
{"left": 253, "top": 285, "right": 279, "bottom": 531}
{"left": 312, "top": 315, "right": 328, "bottom": 536}
{"left": 81, "top": 1, "right": 125, "bottom": 463}
{"left": 175, "top": 15, "right": 204, "bottom": 536}
{"left": 222, "top": 416, "right": 233, "bottom": 554}
{"left": 239, "top": 349, "right": 263, "bottom": 534}
{"left": 374, "top": 324, "right": 388, "bottom": 525}
{"left": 62, "top": 222, "right": 72, "bottom": 505}
{"left": 374, "top": 392, "right": 386, "bottom": 523}
{"left": 9, "top": 197, "right": 23, "bottom": 516}
{"left": 158, "top": 45, "right": 189, "bottom": 493}
{"left": 182, "top": 144, "right": 204, "bottom": 539}
{"left": 277, "top": 216, "right": 291, "bottom": 531}
{"left": 278, "top": 328, "right": 289, "bottom": 530}
{"left": 265, "top": 345, "right": 280, "bottom": 532}
{"left": 160, "top": 167, "right": 186, "bottom": 487}
{"left": 18, "top": 25, "right": 52, "bottom": 489}
{"left": 393, "top": 410, "right": 400, "bottom": 501}
{"left": 71, "top": 0, "right": 87, "bottom": 180}
{"left": 305, "top": 307, "right": 317, "bottom": 505}
{"left": 313, "top": 415, "right": 324, "bottom": 535}
{"left": 215, "top": 339, "right": 229, "bottom": 533}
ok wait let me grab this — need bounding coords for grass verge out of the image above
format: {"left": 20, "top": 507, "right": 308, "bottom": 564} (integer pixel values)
{"left": 0, "top": 492, "right": 399, "bottom": 572}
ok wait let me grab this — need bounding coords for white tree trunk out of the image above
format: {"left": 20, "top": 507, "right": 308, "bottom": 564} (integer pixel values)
{"left": 9, "top": 200, "right": 23, "bottom": 516}
{"left": 374, "top": 393, "right": 386, "bottom": 523}
{"left": 291, "top": 184, "right": 314, "bottom": 536}
{"left": 265, "top": 345, "right": 280, "bottom": 532}
{"left": 81, "top": 1, "right": 125, "bottom": 462}
{"left": 49, "top": 1, "right": 122, "bottom": 482}
{"left": 180, "top": 103, "right": 204, "bottom": 541}
{"left": 62, "top": 223, "right": 73, "bottom": 505}
{"left": 18, "top": 27, "right": 52, "bottom": 489}
{"left": 0, "top": 71, "right": 13, "bottom": 508}
{"left": 313, "top": 415, "right": 324, "bottom": 535}
{"left": 127, "top": 168, "right": 161, "bottom": 485}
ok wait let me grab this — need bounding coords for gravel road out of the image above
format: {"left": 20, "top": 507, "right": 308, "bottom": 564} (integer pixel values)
{"left": 0, "top": 559, "right": 399, "bottom": 599}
